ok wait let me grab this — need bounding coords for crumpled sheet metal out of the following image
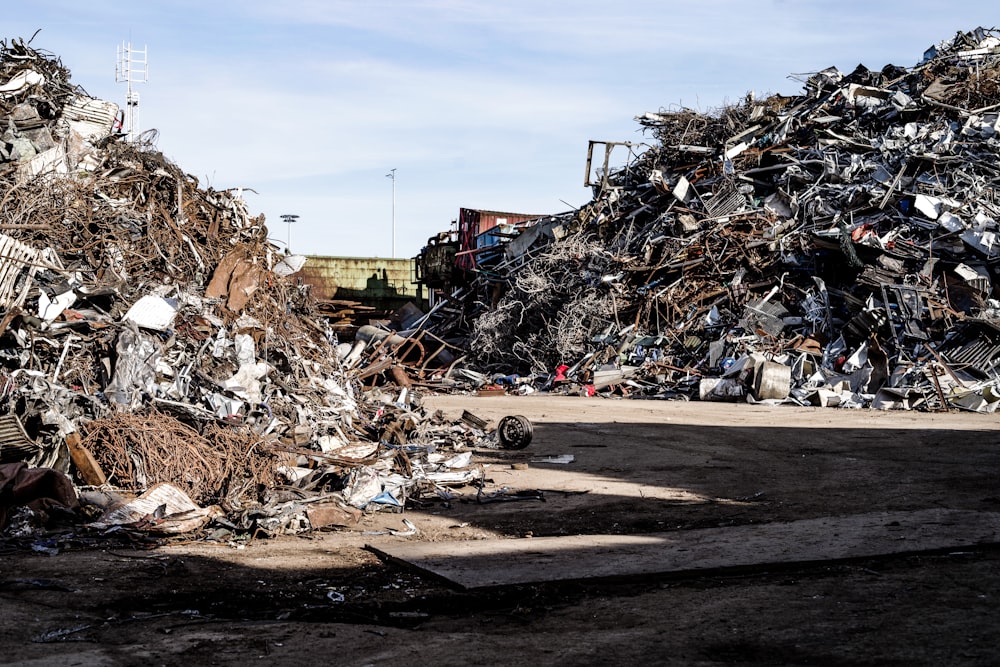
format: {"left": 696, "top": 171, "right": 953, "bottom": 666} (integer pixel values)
{"left": 426, "top": 27, "right": 1000, "bottom": 412}
{"left": 87, "top": 482, "right": 223, "bottom": 535}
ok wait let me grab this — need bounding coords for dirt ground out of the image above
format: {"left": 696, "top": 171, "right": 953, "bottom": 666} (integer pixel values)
{"left": 2, "top": 395, "right": 999, "bottom": 666}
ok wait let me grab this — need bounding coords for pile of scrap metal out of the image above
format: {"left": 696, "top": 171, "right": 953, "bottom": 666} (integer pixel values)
{"left": 0, "top": 37, "right": 512, "bottom": 539}
{"left": 420, "top": 27, "right": 1000, "bottom": 412}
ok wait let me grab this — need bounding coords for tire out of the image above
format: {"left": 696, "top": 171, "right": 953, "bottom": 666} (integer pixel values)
{"left": 497, "top": 415, "right": 533, "bottom": 449}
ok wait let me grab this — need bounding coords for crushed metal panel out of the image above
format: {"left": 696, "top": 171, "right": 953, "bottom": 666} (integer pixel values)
{"left": 0, "top": 69, "right": 44, "bottom": 97}
{"left": 88, "top": 483, "right": 223, "bottom": 534}
{"left": 703, "top": 182, "right": 747, "bottom": 217}
{"left": 122, "top": 295, "right": 179, "bottom": 331}
{"left": 62, "top": 95, "right": 120, "bottom": 140}
{"left": 672, "top": 175, "right": 696, "bottom": 204}
{"left": 17, "top": 144, "right": 69, "bottom": 182}
{"left": 0, "top": 233, "right": 41, "bottom": 310}
{"left": 939, "top": 320, "right": 1000, "bottom": 378}
{"left": 890, "top": 285, "right": 928, "bottom": 341}
{"left": 0, "top": 414, "right": 40, "bottom": 464}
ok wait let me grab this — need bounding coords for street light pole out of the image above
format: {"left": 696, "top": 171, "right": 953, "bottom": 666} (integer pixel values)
{"left": 280, "top": 213, "right": 299, "bottom": 252}
{"left": 386, "top": 168, "right": 396, "bottom": 258}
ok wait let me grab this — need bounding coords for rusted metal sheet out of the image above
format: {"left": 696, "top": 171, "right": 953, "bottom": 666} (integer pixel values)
{"left": 473, "top": 210, "right": 541, "bottom": 235}
{"left": 305, "top": 502, "right": 362, "bottom": 529}
{"left": 457, "top": 208, "right": 544, "bottom": 271}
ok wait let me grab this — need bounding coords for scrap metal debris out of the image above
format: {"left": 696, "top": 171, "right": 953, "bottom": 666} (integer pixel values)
{"left": 409, "top": 27, "right": 1000, "bottom": 413}
{"left": 0, "top": 36, "right": 522, "bottom": 538}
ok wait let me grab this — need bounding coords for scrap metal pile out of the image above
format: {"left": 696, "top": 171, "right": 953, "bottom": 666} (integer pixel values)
{"left": 0, "top": 37, "right": 502, "bottom": 538}
{"left": 449, "top": 27, "right": 1000, "bottom": 411}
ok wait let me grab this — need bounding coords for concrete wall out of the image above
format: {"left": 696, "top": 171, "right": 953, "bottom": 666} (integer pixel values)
{"left": 297, "top": 256, "right": 420, "bottom": 301}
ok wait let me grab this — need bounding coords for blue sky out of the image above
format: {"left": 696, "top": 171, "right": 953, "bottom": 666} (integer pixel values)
{"left": 6, "top": 2, "right": 999, "bottom": 258}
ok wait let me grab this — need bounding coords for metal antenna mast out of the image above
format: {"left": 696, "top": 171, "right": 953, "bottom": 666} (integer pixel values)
{"left": 115, "top": 41, "right": 148, "bottom": 142}
{"left": 386, "top": 168, "right": 396, "bottom": 257}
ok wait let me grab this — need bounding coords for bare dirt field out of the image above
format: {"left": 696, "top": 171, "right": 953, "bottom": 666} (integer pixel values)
{"left": 2, "top": 395, "right": 999, "bottom": 666}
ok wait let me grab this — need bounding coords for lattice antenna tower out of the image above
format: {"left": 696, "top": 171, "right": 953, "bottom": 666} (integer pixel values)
{"left": 115, "top": 41, "right": 148, "bottom": 142}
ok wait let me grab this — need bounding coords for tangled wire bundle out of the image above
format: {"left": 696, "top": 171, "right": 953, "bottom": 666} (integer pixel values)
{"left": 82, "top": 411, "right": 276, "bottom": 507}
{"left": 469, "top": 233, "right": 619, "bottom": 373}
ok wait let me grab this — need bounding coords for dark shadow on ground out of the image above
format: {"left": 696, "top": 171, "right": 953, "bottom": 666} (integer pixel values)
{"left": 414, "top": 421, "right": 1000, "bottom": 538}
{"left": 4, "top": 544, "right": 999, "bottom": 666}
{"left": 2, "top": 420, "right": 999, "bottom": 665}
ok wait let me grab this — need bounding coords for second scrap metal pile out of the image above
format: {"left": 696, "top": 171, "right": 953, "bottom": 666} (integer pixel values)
{"left": 441, "top": 27, "right": 1000, "bottom": 412}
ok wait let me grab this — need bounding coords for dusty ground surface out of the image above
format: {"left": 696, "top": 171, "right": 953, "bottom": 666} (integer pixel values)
{"left": 2, "top": 395, "right": 999, "bottom": 666}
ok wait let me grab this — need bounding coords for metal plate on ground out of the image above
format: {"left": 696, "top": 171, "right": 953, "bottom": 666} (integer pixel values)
{"left": 368, "top": 509, "right": 1000, "bottom": 589}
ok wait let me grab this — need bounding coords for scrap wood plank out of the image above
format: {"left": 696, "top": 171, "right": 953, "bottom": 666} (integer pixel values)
{"left": 367, "top": 509, "right": 1000, "bottom": 589}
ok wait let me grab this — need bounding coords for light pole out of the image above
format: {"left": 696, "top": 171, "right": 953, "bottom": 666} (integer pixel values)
{"left": 280, "top": 213, "right": 298, "bottom": 252}
{"left": 386, "top": 168, "right": 396, "bottom": 257}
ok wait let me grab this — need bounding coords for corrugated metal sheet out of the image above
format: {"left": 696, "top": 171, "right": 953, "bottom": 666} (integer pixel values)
{"left": 297, "top": 256, "right": 418, "bottom": 300}
{"left": 0, "top": 413, "right": 38, "bottom": 463}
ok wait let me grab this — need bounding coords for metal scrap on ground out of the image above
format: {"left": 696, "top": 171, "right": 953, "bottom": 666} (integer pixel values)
{"left": 370, "top": 509, "right": 1000, "bottom": 589}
